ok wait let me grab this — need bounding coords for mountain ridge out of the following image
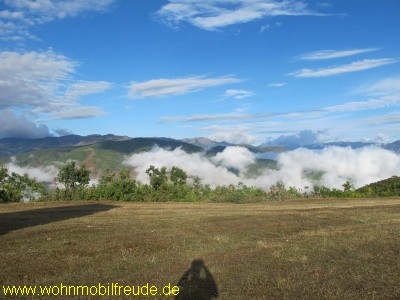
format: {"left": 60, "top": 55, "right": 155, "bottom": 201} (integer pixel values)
{"left": 1, "top": 134, "right": 400, "bottom": 158}
{"left": 0, "top": 134, "right": 129, "bottom": 157}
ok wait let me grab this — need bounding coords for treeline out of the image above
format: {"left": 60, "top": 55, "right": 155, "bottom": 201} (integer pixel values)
{"left": 1, "top": 162, "right": 400, "bottom": 203}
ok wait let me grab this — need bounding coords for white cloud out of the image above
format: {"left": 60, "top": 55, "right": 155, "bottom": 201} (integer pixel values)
{"left": 205, "top": 125, "right": 257, "bottom": 144}
{"left": 1, "top": 0, "right": 116, "bottom": 40}
{"left": 296, "top": 48, "right": 379, "bottom": 60}
{"left": 323, "top": 77, "right": 400, "bottom": 113}
{"left": 259, "top": 24, "right": 271, "bottom": 32}
{"left": 156, "top": 0, "right": 326, "bottom": 31}
{"left": 44, "top": 106, "right": 106, "bottom": 120}
{"left": 0, "top": 50, "right": 75, "bottom": 109}
{"left": 53, "top": 128, "right": 73, "bottom": 137}
{"left": 371, "top": 112, "right": 400, "bottom": 125}
{"left": 64, "top": 81, "right": 113, "bottom": 103}
{"left": 212, "top": 146, "right": 256, "bottom": 173}
{"left": 223, "top": 89, "right": 255, "bottom": 99}
{"left": 359, "top": 77, "right": 400, "bottom": 96}
{"left": 290, "top": 58, "right": 396, "bottom": 78}
{"left": 7, "top": 162, "right": 59, "bottom": 184}
{"left": 0, "top": 10, "right": 25, "bottom": 20}
{"left": 0, "top": 109, "right": 50, "bottom": 138}
{"left": 0, "top": 50, "right": 111, "bottom": 120}
{"left": 268, "top": 82, "right": 286, "bottom": 87}
{"left": 323, "top": 96, "right": 400, "bottom": 113}
{"left": 123, "top": 145, "right": 400, "bottom": 191}
{"left": 275, "top": 146, "right": 400, "bottom": 189}
{"left": 124, "top": 147, "right": 241, "bottom": 187}
{"left": 158, "top": 112, "right": 254, "bottom": 123}
{"left": 128, "top": 75, "right": 241, "bottom": 99}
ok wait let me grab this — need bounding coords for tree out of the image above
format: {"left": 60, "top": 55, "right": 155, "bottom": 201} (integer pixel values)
{"left": 0, "top": 165, "right": 45, "bottom": 203}
{"left": 57, "top": 161, "right": 90, "bottom": 191}
{"left": 99, "top": 168, "right": 116, "bottom": 185}
{"left": 342, "top": 180, "right": 355, "bottom": 192}
{"left": 170, "top": 166, "right": 187, "bottom": 185}
{"left": 145, "top": 165, "right": 168, "bottom": 190}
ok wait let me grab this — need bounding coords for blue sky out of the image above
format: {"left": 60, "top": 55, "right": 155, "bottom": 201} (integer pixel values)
{"left": 0, "top": 0, "right": 399, "bottom": 145}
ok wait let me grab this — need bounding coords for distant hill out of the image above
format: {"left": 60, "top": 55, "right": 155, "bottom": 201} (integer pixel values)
{"left": 99, "top": 137, "right": 203, "bottom": 154}
{"left": 304, "top": 141, "right": 376, "bottom": 150}
{"left": 0, "top": 134, "right": 130, "bottom": 157}
{"left": 383, "top": 140, "right": 400, "bottom": 153}
{"left": 259, "top": 139, "right": 400, "bottom": 152}
{"left": 182, "top": 137, "right": 283, "bottom": 155}
{"left": 260, "top": 139, "right": 377, "bottom": 150}
{"left": 182, "top": 137, "right": 224, "bottom": 149}
{"left": 0, "top": 136, "right": 205, "bottom": 176}
{"left": 356, "top": 176, "right": 400, "bottom": 197}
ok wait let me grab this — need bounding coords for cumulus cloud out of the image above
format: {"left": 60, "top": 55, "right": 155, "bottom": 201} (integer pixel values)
{"left": 0, "top": 109, "right": 50, "bottom": 138}
{"left": 124, "top": 145, "right": 400, "bottom": 191}
{"left": 128, "top": 75, "right": 241, "bottom": 99}
{"left": 156, "top": 0, "right": 326, "bottom": 31}
{"left": 290, "top": 58, "right": 397, "bottom": 78}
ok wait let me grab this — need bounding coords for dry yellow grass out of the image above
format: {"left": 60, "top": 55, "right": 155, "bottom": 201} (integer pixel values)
{"left": 1, "top": 198, "right": 400, "bottom": 299}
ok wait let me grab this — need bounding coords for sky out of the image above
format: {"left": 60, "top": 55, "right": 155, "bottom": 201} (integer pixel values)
{"left": 1, "top": 0, "right": 400, "bottom": 145}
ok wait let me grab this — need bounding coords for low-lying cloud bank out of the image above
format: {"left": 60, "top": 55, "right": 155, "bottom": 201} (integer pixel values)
{"left": 5, "top": 145, "right": 400, "bottom": 192}
{"left": 6, "top": 163, "right": 59, "bottom": 184}
{"left": 124, "top": 146, "right": 400, "bottom": 190}
{"left": 5, "top": 161, "right": 99, "bottom": 187}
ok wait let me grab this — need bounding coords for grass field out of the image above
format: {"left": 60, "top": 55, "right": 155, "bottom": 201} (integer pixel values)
{"left": 1, "top": 198, "right": 400, "bottom": 299}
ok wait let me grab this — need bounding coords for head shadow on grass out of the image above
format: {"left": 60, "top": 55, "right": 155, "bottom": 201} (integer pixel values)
{"left": 176, "top": 259, "right": 219, "bottom": 300}
{"left": 0, "top": 203, "right": 118, "bottom": 236}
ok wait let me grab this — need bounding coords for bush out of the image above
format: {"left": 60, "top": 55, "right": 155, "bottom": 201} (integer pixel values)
{"left": 0, "top": 165, "right": 45, "bottom": 203}
{"left": 34, "top": 163, "right": 400, "bottom": 203}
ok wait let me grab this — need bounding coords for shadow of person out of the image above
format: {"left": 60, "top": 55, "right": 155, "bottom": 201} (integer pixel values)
{"left": 176, "top": 259, "right": 218, "bottom": 300}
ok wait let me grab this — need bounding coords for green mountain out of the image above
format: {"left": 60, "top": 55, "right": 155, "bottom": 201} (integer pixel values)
{"left": 98, "top": 137, "right": 203, "bottom": 154}
{"left": 0, "top": 134, "right": 130, "bottom": 157}
{"left": 0, "top": 137, "right": 205, "bottom": 176}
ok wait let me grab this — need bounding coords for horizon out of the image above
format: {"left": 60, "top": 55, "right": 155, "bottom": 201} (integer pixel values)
{"left": 1, "top": 131, "right": 399, "bottom": 147}
{"left": 1, "top": 1, "right": 400, "bottom": 145}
